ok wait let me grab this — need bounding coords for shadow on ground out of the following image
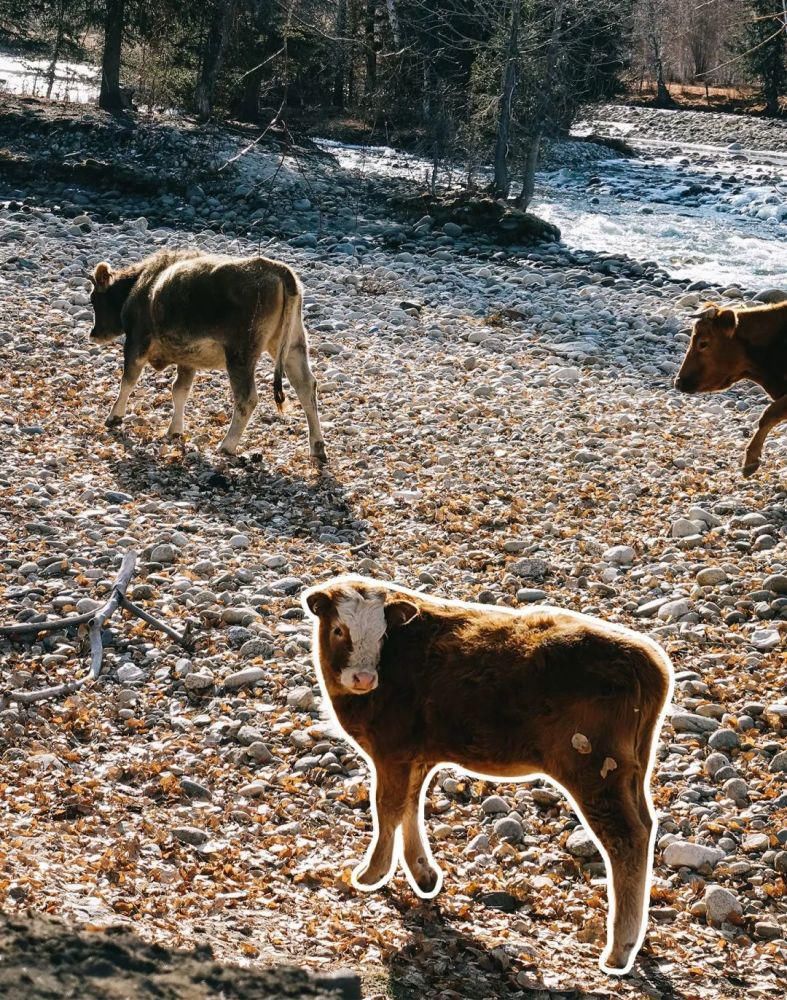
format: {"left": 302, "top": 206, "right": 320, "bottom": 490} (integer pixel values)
{"left": 380, "top": 894, "right": 693, "bottom": 1000}
{"left": 0, "top": 907, "right": 357, "bottom": 999}
{"left": 106, "top": 434, "right": 369, "bottom": 545}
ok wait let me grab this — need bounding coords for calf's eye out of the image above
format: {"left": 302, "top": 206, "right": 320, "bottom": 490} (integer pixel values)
{"left": 332, "top": 626, "right": 343, "bottom": 638}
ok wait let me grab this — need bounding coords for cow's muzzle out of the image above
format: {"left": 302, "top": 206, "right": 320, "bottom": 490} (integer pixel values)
{"left": 674, "top": 375, "right": 697, "bottom": 394}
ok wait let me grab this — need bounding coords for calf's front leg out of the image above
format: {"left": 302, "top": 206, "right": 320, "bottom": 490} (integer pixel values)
{"left": 401, "top": 765, "right": 441, "bottom": 896}
{"left": 106, "top": 341, "right": 146, "bottom": 427}
{"left": 167, "top": 365, "right": 196, "bottom": 438}
{"left": 219, "top": 351, "right": 258, "bottom": 455}
{"left": 353, "top": 761, "right": 411, "bottom": 890}
{"left": 743, "top": 394, "right": 787, "bottom": 477}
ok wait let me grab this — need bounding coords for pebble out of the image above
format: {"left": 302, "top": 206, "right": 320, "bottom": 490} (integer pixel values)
{"left": 287, "top": 686, "right": 316, "bottom": 711}
{"left": 481, "top": 795, "right": 509, "bottom": 814}
{"left": 696, "top": 567, "right": 727, "bottom": 587}
{"left": 223, "top": 667, "right": 266, "bottom": 690}
{"left": 171, "top": 826, "right": 209, "bottom": 846}
{"left": 246, "top": 741, "right": 273, "bottom": 763}
{"left": 663, "top": 841, "right": 724, "bottom": 871}
{"left": 704, "top": 886, "right": 742, "bottom": 925}
{"left": 602, "top": 545, "right": 635, "bottom": 565}
{"left": 708, "top": 729, "right": 739, "bottom": 751}
{"left": 150, "top": 543, "right": 176, "bottom": 564}
{"left": 671, "top": 711, "right": 720, "bottom": 734}
{"left": 565, "top": 826, "right": 599, "bottom": 859}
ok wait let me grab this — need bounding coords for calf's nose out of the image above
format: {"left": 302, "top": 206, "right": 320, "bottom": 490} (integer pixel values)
{"left": 352, "top": 671, "right": 377, "bottom": 692}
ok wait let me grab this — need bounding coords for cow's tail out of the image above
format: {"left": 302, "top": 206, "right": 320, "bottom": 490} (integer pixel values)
{"left": 273, "top": 266, "right": 300, "bottom": 413}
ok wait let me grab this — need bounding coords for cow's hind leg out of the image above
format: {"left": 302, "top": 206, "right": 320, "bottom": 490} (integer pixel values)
{"left": 106, "top": 342, "right": 146, "bottom": 427}
{"left": 743, "top": 394, "right": 787, "bottom": 476}
{"left": 568, "top": 766, "right": 653, "bottom": 975}
{"left": 283, "top": 343, "right": 327, "bottom": 469}
{"left": 353, "top": 761, "right": 411, "bottom": 890}
{"left": 219, "top": 352, "right": 258, "bottom": 455}
{"left": 167, "top": 366, "right": 196, "bottom": 438}
{"left": 401, "top": 764, "right": 441, "bottom": 895}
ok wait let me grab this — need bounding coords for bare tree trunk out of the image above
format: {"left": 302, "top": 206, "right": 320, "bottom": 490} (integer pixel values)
{"left": 516, "top": 132, "right": 540, "bottom": 210}
{"left": 385, "top": 0, "right": 401, "bottom": 48}
{"left": 493, "top": 0, "right": 520, "bottom": 198}
{"left": 45, "top": 0, "right": 65, "bottom": 99}
{"left": 514, "top": 0, "right": 564, "bottom": 210}
{"left": 364, "top": 0, "right": 377, "bottom": 95}
{"left": 195, "top": 0, "right": 236, "bottom": 122}
{"left": 654, "top": 51, "right": 671, "bottom": 106}
{"left": 99, "top": 0, "right": 125, "bottom": 111}
{"left": 333, "top": 0, "right": 348, "bottom": 107}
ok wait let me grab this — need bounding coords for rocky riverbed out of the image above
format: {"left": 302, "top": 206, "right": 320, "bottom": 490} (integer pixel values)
{"left": 1, "top": 96, "right": 786, "bottom": 999}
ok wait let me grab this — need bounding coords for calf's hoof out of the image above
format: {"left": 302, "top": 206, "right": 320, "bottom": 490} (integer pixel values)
{"left": 105, "top": 415, "right": 123, "bottom": 428}
{"left": 600, "top": 941, "right": 637, "bottom": 976}
{"left": 410, "top": 862, "right": 440, "bottom": 896}
{"left": 217, "top": 442, "right": 238, "bottom": 457}
{"left": 742, "top": 458, "right": 761, "bottom": 478}
{"left": 311, "top": 442, "right": 328, "bottom": 470}
{"left": 351, "top": 861, "right": 389, "bottom": 891}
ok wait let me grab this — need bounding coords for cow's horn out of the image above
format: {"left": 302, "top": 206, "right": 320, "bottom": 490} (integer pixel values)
{"left": 688, "top": 306, "right": 717, "bottom": 319}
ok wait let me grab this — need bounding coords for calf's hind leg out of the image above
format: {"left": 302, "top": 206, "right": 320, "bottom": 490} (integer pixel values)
{"left": 568, "top": 768, "right": 653, "bottom": 975}
{"left": 283, "top": 344, "right": 327, "bottom": 469}
{"left": 353, "top": 761, "right": 411, "bottom": 890}
{"left": 219, "top": 351, "right": 258, "bottom": 455}
{"left": 167, "top": 366, "right": 195, "bottom": 438}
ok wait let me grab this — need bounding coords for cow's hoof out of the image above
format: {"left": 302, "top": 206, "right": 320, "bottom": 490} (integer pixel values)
{"left": 166, "top": 430, "right": 184, "bottom": 441}
{"left": 600, "top": 942, "right": 637, "bottom": 976}
{"left": 105, "top": 415, "right": 123, "bottom": 428}
{"left": 217, "top": 444, "right": 237, "bottom": 457}
{"left": 311, "top": 443, "right": 328, "bottom": 470}
{"left": 742, "top": 459, "right": 761, "bottom": 478}
{"left": 352, "top": 861, "right": 389, "bottom": 889}
{"left": 412, "top": 864, "right": 440, "bottom": 896}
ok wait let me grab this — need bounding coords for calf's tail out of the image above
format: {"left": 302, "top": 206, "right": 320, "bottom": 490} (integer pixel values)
{"left": 273, "top": 266, "right": 300, "bottom": 413}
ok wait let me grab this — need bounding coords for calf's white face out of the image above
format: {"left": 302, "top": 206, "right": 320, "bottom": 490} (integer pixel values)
{"left": 335, "top": 593, "right": 387, "bottom": 693}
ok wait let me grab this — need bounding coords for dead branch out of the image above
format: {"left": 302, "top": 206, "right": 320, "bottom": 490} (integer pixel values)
{"left": 1, "top": 550, "right": 194, "bottom": 705}
{"left": 118, "top": 594, "right": 192, "bottom": 646}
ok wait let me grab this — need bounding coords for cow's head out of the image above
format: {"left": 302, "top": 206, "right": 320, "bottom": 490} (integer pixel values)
{"left": 674, "top": 303, "right": 745, "bottom": 394}
{"left": 88, "top": 262, "right": 125, "bottom": 342}
{"left": 303, "top": 582, "right": 419, "bottom": 696}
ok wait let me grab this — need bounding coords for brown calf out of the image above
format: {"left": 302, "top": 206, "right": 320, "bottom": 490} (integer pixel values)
{"left": 88, "top": 249, "right": 327, "bottom": 466}
{"left": 675, "top": 300, "right": 787, "bottom": 476}
{"left": 303, "top": 576, "right": 673, "bottom": 975}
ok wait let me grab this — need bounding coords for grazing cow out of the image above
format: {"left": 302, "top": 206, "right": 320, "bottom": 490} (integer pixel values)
{"left": 674, "top": 300, "right": 787, "bottom": 476}
{"left": 88, "top": 249, "right": 327, "bottom": 466}
{"left": 303, "top": 576, "right": 673, "bottom": 975}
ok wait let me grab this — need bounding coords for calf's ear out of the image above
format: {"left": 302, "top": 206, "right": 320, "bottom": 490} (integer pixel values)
{"left": 716, "top": 308, "right": 737, "bottom": 335}
{"left": 304, "top": 589, "right": 333, "bottom": 618}
{"left": 92, "top": 262, "right": 113, "bottom": 290}
{"left": 384, "top": 600, "right": 419, "bottom": 630}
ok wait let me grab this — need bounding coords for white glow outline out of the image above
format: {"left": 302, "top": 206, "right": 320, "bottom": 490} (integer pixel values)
{"left": 302, "top": 574, "right": 674, "bottom": 976}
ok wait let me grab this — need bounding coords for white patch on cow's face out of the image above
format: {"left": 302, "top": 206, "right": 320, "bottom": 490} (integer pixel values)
{"left": 335, "top": 592, "right": 386, "bottom": 694}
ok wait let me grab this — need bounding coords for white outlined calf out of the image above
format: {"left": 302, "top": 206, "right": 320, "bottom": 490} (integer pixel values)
{"left": 303, "top": 575, "right": 674, "bottom": 976}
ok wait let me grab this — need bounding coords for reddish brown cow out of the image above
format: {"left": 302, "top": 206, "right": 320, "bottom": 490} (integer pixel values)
{"left": 303, "top": 575, "right": 673, "bottom": 975}
{"left": 675, "top": 299, "right": 787, "bottom": 476}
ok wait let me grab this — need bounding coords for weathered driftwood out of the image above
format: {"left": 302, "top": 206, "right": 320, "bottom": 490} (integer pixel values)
{"left": 1, "top": 550, "right": 192, "bottom": 704}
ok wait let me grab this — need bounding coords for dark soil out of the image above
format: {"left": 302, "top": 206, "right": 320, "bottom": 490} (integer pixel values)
{"left": 0, "top": 909, "right": 358, "bottom": 999}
